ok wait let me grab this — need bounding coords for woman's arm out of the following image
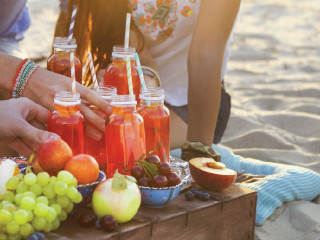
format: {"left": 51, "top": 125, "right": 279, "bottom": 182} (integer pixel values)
{"left": 0, "top": 53, "right": 109, "bottom": 140}
{"left": 187, "top": 0, "right": 240, "bottom": 145}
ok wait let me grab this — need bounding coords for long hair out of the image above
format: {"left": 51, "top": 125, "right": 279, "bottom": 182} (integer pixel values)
{"left": 54, "top": 0, "right": 144, "bottom": 83}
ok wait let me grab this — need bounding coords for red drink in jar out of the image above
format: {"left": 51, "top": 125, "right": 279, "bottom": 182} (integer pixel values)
{"left": 105, "top": 94, "right": 146, "bottom": 178}
{"left": 47, "top": 91, "right": 84, "bottom": 155}
{"left": 85, "top": 86, "right": 116, "bottom": 171}
{"left": 103, "top": 46, "right": 140, "bottom": 103}
{"left": 47, "top": 37, "right": 82, "bottom": 84}
{"left": 138, "top": 87, "right": 170, "bottom": 162}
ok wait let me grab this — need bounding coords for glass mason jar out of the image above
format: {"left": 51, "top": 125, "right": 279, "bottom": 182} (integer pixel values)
{"left": 103, "top": 46, "right": 140, "bottom": 103}
{"left": 105, "top": 94, "right": 146, "bottom": 178}
{"left": 85, "top": 86, "right": 117, "bottom": 171}
{"left": 47, "top": 91, "right": 84, "bottom": 155}
{"left": 138, "top": 87, "right": 170, "bottom": 163}
{"left": 47, "top": 37, "right": 82, "bottom": 84}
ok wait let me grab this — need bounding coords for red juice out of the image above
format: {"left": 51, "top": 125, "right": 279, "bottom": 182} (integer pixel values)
{"left": 105, "top": 94, "right": 146, "bottom": 178}
{"left": 85, "top": 86, "right": 116, "bottom": 171}
{"left": 103, "top": 46, "right": 140, "bottom": 103}
{"left": 47, "top": 91, "right": 84, "bottom": 155}
{"left": 47, "top": 37, "right": 82, "bottom": 84}
{"left": 138, "top": 87, "right": 170, "bottom": 162}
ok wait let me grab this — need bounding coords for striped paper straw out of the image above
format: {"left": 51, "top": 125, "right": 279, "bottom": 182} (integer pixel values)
{"left": 87, "top": 52, "right": 99, "bottom": 91}
{"left": 68, "top": 5, "right": 77, "bottom": 41}
{"left": 124, "top": 13, "right": 131, "bottom": 48}
{"left": 82, "top": 53, "right": 90, "bottom": 80}
{"left": 70, "top": 52, "right": 77, "bottom": 95}
{"left": 126, "top": 55, "right": 133, "bottom": 95}
{"left": 134, "top": 53, "right": 146, "bottom": 90}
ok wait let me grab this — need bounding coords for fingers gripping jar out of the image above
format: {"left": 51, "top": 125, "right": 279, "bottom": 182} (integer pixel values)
{"left": 85, "top": 86, "right": 117, "bottom": 171}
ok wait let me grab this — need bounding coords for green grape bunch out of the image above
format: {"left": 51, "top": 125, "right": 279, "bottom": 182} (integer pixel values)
{"left": 0, "top": 170, "right": 82, "bottom": 239}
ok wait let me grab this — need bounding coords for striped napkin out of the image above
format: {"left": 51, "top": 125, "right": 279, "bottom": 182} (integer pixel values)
{"left": 171, "top": 145, "right": 320, "bottom": 225}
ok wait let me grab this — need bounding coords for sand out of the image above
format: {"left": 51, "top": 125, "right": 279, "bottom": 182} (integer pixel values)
{"left": 21, "top": 0, "right": 320, "bottom": 239}
{"left": 220, "top": 0, "right": 320, "bottom": 239}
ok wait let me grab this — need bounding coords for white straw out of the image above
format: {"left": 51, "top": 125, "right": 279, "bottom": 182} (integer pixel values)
{"left": 124, "top": 13, "right": 131, "bottom": 48}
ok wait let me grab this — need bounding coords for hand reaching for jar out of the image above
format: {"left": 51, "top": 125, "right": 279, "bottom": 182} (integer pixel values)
{"left": 0, "top": 98, "right": 60, "bottom": 157}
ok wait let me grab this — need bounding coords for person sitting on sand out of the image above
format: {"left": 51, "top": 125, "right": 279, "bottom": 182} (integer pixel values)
{"left": 55, "top": 0, "right": 241, "bottom": 156}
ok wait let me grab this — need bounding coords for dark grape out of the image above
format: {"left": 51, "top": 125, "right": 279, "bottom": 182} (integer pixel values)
{"left": 26, "top": 235, "right": 38, "bottom": 240}
{"left": 152, "top": 175, "right": 168, "bottom": 188}
{"left": 130, "top": 165, "right": 144, "bottom": 180}
{"left": 34, "top": 232, "right": 46, "bottom": 240}
{"left": 26, "top": 232, "right": 46, "bottom": 240}
{"left": 185, "top": 191, "right": 195, "bottom": 201}
{"left": 200, "top": 193, "right": 210, "bottom": 201}
{"left": 158, "top": 162, "right": 171, "bottom": 176}
{"left": 167, "top": 172, "right": 181, "bottom": 186}
{"left": 145, "top": 155, "right": 161, "bottom": 165}
{"left": 77, "top": 214, "right": 96, "bottom": 227}
{"left": 194, "top": 190, "right": 202, "bottom": 199}
{"left": 190, "top": 187, "right": 199, "bottom": 193}
{"left": 138, "top": 177, "right": 151, "bottom": 187}
{"left": 100, "top": 215, "right": 118, "bottom": 232}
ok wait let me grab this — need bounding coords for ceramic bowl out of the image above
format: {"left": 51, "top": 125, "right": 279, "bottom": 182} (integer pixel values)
{"left": 76, "top": 170, "right": 106, "bottom": 204}
{"left": 138, "top": 181, "right": 183, "bottom": 208}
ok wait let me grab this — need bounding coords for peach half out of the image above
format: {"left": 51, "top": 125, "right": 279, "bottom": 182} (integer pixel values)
{"left": 189, "top": 158, "right": 236, "bottom": 191}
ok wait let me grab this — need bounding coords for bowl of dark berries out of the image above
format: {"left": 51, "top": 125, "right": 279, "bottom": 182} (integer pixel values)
{"left": 131, "top": 154, "right": 183, "bottom": 208}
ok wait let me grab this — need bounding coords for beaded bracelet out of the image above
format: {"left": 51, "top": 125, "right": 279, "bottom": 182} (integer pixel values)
{"left": 12, "top": 59, "right": 38, "bottom": 98}
{"left": 11, "top": 58, "right": 28, "bottom": 95}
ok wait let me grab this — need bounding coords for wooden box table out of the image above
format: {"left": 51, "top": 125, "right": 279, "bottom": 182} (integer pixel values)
{"left": 47, "top": 185, "right": 257, "bottom": 240}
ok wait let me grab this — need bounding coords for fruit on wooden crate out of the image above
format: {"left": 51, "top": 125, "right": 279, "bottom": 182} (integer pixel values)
{"left": 37, "top": 138, "right": 73, "bottom": 175}
{"left": 92, "top": 171, "right": 141, "bottom": 223}
{"left": 64, "top": 154, "right": 99, "bottom": 185}
{"left": 189, "top": 158, "right": 236, "bottom": 191}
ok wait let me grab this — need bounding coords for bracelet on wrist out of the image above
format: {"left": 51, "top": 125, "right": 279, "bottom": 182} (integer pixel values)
{"left": 12, "top": 59, "right": 39, "bottom": 98}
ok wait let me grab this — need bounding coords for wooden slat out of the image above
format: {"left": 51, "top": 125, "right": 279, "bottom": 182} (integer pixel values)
{"left": 47, "top": 185, "right": 257, "bottom": 240}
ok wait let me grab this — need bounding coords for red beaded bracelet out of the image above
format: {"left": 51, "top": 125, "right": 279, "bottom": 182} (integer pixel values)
{"left": 12, "top": 58, "right": 28, "bottom": 97}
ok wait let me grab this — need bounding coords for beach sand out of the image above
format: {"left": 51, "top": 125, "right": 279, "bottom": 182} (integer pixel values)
{"left": 21, "top": 0, "right": 320, "bottom": 239}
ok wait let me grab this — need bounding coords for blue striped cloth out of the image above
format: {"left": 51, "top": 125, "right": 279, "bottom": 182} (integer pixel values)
{"left": 171, "top": 145, "right": 320, "bottom": 225}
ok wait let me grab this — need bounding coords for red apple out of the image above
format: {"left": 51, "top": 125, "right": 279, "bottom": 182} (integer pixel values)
{"left": 37, "top": 138, "right": 73, "bottom": 175}
{"left": 64, "top": 154, "right": 99, "bottom": 185}
{"left": 189, "top": 158, "right": 236, "bottom": 191}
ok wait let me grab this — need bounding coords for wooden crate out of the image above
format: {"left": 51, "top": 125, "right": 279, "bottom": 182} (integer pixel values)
{"left": 47, "top": 185, "right": 257, "bottom": 240}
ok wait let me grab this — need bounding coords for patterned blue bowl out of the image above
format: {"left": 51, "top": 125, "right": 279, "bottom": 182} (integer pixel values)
{"left": 76, "top": 170, "right": 106, "bottom": 205}
{"left": 138, "top": 181, "right": 183, "bottom": 208}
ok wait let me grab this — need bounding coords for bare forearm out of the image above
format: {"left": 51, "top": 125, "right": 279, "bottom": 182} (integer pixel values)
{"left": 0, "top": 53, "right": 21, "bottom": 93}
{"left": 187, "top": 53, "right": 222, "bottom": 145}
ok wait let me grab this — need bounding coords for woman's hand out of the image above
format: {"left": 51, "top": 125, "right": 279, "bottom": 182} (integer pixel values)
{"left": 0, "top": 53, "right": 109, "bottom": 141}
{"left": 23, "top": 67, "right": 109, "bottom": 141}
{"left": 0, "top": 98, "right": 60, "bottom": 157}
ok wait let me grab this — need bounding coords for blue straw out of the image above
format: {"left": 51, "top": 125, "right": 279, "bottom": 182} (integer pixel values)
{"left": 134, "top": 53, "right": 147, "bottom": 90}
